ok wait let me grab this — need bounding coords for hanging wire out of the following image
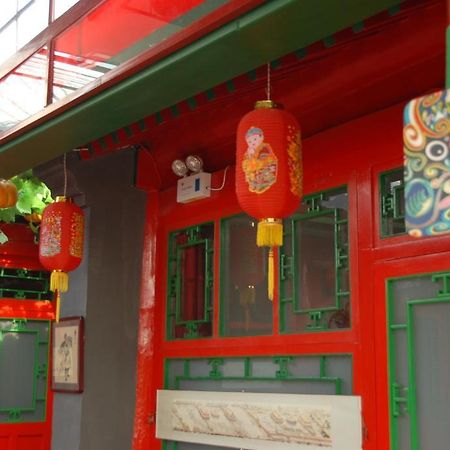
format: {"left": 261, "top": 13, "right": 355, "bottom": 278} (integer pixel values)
{"left": 208, "top": 165, "right": 230, "bottom": 191}
{"left": 266, "top": 62, "right": 271, "bottom": 101}
{"left": 63, "top": 151, "right": 68, "bottom": 197}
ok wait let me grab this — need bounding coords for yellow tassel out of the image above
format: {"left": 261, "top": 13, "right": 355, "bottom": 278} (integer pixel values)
{"left": 257, "top": 219, "right": 283, "bottom": 247}
{"left": 50, "top": 271, "right": 69, "bottom": 293}
{"left": 268, "top": 249, "right": 274, "bottom": 301}
{"left": 55, "top": 291, "right": 61, "bottom": 323}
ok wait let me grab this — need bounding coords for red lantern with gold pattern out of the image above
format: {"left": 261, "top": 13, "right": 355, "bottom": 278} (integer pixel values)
{"left": 39, "top": 196, "right": 84, "bottom": 321}
{"left": 236, "top": 100, "right": 302, "bottom": 300}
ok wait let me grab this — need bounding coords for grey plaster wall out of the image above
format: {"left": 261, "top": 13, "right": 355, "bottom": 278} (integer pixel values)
{"left": 46, "top": 150, "right": 146, "bottom": 450}
{"left": 51, "top": 211, "right": 89, "bottom": 450}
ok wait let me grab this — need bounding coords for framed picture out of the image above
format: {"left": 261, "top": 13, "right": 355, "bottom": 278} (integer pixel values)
{"left": 51, "top": 316, "right": 84, "bottom": 393}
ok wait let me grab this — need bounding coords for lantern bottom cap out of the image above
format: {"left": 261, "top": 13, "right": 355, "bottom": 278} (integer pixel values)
{"left": 257, "top": 219, "right": 283, "bottom": 247}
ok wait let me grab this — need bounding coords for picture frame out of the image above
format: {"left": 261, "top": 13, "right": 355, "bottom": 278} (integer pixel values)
{"left": 51, "top": 316, "right": 84, "bottom": 393}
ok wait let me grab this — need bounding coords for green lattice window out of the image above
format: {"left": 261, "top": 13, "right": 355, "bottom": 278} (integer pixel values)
{"left": 167, "top": 223, "right": 214, "bottom": 340}
{"left": 380, "top": 168, "right": 405, "bottom": 237}
{"left": 280, "top": 186, "right": 350, "bottom": 333}
{"left": 163, "top": 354, "right": 353, "bottom": 450}
{"left": 220, "top": 214, "right": 271, "bottom": 337}
{"left": 0, "top": 268, "right": 52, "bottom": 300}
{"left": 0, "top": 319, "right": 49, "bottom": 423}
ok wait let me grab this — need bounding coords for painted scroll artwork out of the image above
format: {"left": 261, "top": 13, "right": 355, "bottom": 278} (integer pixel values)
{"left": 156, "top": 390, "right": 362, "bottom": 450}
{"left": 404, "top": 89, "right": 450, "bottom": 236}
{"left": 171, "top": 399, "right": 332, "bottom": 447}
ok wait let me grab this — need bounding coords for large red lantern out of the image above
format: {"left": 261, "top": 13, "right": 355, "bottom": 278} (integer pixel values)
{"left": 236, "top": 100, "right": 302, "bottom": 300}
{"left": 39, "top": 196, "right": 84, "bottom": 321}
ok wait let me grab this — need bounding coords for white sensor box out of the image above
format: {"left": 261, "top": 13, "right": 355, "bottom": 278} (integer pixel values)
{"left": 177, "top": 172, "right": 211, "bottom": 203}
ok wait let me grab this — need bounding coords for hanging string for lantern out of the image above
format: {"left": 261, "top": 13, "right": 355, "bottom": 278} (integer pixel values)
{"left": 236, "top": 62, "right": 303, "bottom": 301}
{"left": 39, "top": 152, "right": 85, "bottom": 322}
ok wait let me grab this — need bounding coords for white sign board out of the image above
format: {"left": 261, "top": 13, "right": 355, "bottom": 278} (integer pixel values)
{"left": 156, "top": 390, "right": 362, "bottom": 450}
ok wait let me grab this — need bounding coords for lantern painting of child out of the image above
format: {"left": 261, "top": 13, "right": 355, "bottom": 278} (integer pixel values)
{"left": 242, "top": 126, "right": 278, "bottom": 194}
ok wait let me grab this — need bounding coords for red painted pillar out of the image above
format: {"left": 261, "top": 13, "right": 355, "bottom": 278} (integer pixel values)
{"left": 132, "top": 191, "right": 159, "bottom": 450}
{"left": 132, "top": 149, "right": 162, "bottom": 450}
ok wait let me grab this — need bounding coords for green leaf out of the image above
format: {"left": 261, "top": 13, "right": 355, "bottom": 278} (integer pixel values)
{"left": 0, "top": 208, "right": 18, "bottom": 223}
{"left": 0, "top": 230, "right": 8, "bottom": 244}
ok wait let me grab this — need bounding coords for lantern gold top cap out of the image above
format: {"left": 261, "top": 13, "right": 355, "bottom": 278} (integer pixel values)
{"left": 55, "top": 196, "right": 67, "bottom": 202}
{"left": 255, "top": 100, "right": 278, "bottom": 109}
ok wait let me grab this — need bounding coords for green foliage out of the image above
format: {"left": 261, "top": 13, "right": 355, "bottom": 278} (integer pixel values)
{"left": 0, "top": 171, "right": 53, "bottom": 223}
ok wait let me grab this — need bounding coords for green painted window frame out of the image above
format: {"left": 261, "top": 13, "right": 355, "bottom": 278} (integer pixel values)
{"left": 163, "top": 354, "right": 353, "bottom": 450}
{"left": 0, "top": 267, "right": 52, "bottom": 301}
{"left": 379, "top": 168, "right": 406, "bottom": 237}
{"left": 279, "top": 186, "right": 350, "bottom": 333}
{"left": 0, "top": 318, "right": 50, "bottom": 423}
{"left": 166, "top": 223, "right": 214, "bottom": 340}
{"left": 387, "top": 271, "right": 450, "bottom": 450}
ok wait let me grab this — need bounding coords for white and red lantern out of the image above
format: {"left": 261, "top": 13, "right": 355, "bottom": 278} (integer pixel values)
{"left": 39, "top": 196, "right": 84, "bottom": 321}
{"left": 236, "top": 100, "right": 302, "bottom": 300}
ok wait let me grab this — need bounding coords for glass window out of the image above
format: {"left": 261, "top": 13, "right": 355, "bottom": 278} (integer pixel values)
{"left": 164, "top": 354, "right": 353, "bottom": 450}
{"left": 280, "top": 187, "right": 350, "bottom": 333}
{"left": 166, "top": 223, "right": 214, "bottom": 340}
{"left": 0, "top": 268, "right": 51, "bottom": 300}
{"left": 0, "top": 319, "right": 50, "bottom": 423}
{"left": 53, "top": 0, "right": 80, "bottom": 20}
{"left": 0, "top": 0, "right": 49, "bottom": 66}
{"left": 220, "top": 214, "right": 272, "bottom": 337}
{"left": 0, "top": 47, "right": 48, "bottom": 133}
{"left": 380, "top": 168, "right": 405, "bottom": 237}
{"left": 51, "top": 0, "right": 229, "bottom": 102}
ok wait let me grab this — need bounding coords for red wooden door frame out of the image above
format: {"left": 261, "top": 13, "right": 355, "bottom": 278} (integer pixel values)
{"left": 373, "top": 252, "right": 450, "bottom": 450}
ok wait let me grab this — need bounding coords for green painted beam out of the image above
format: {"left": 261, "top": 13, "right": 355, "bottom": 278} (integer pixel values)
{"left": 0, "top": 0, "right": 402, "bottom": 177}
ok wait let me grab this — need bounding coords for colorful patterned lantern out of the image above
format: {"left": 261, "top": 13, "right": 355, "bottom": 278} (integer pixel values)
{"left": 404, "top": 89, "right": 450, "bottom": 237}
{"left": 236, "top": 100, "right": 302, "bottom": 300}
{"left": 39, "top": 196, "right": 84, "bottom": 321}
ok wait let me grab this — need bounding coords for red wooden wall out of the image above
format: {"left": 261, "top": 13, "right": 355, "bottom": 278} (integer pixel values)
{"left": 132, "top": 98, "right": 450, "bottom": 450}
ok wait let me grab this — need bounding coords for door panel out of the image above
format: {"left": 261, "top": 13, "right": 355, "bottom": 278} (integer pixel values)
{"left": 376, "top": 257, "right": 450, "bottom": 450}
{"left": 0, "top": 319, "right": 51, "bottom": 450}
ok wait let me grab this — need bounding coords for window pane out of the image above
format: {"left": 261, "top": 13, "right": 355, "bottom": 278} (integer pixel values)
{"left": 0, "top": 0, "right": 49, "bottom": 66}
{"left": 0, "top": 319, "right": 49, "bottom": 423}
{"left": 221, "top": 214, "right": 272, "bottom": 337}
{"left": 167, "top": 223, "right": 214, "bottom": 340}
{"left": 0, "top": 332, "right": 35, "bottom": 409}
{"left": 380, "top": 168, "right": 405, "bottom": 237}
{"left": 51, "top": 0, "right": 229, "bottom": 101}
{"left": 165, "top": 355, "right": 353, "bottom": 449}
{"left": 17, "top": 0, "right": 49, "bottom": 49}
{"left": 0, "top": 23, "right": 17, "bottom": 66}
{"left": 0, "top": 47, "right": 48, "bottom": 133}
{"left": 53, "top": 0, "right": 80, "bottom": 19}
{"left": 180, "top": 244, "right": 206, "bottom": 322}
{"left": 280, "top": 187, "right": 350, "bottom": 333}
{"left": 296, "top": 213, "right": 336, "bottom": 310}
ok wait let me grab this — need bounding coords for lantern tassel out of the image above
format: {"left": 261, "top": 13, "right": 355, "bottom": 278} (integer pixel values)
{"left": 257, "top": 219, "right": 283, "bottom": 247}
{"left": 268, "top": 249, "right": 274, "bottom": 301}
{"left": 55, "top": 291, "right": 61, "bottom": 323}
{"left": 50, "top": 270, "right": 69, "bottom": 293}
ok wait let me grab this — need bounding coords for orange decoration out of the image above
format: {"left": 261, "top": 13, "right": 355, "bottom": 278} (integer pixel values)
{"left": 0, "top": 179, "right": 18, "bottom": 208}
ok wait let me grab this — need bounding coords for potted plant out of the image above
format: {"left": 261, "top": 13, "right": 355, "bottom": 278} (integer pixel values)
{"left": 0, "top": 171, "right": 53, "bottom": 268}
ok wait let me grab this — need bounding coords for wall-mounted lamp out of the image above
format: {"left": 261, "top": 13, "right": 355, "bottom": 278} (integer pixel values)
{"left": 171, "top": 155, "right": 203, "bottom": 177}
{"left": 172, "top": 155, "right": 211, "bottom": 203}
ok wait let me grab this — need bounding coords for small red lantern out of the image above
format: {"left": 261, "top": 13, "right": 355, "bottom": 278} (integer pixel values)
{"left": 39, "top": 196, "right": 84, "bottom": 321}
{"left": 236, "top": 100, "right": 302, "bottom": 300}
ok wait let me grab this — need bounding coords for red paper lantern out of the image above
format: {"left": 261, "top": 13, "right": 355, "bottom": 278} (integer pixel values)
{"left": 236, "top": 100, "right": 302, "bottom": 299}
{"left": 39, "top": 196, "right": 84, "bottom": 321}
